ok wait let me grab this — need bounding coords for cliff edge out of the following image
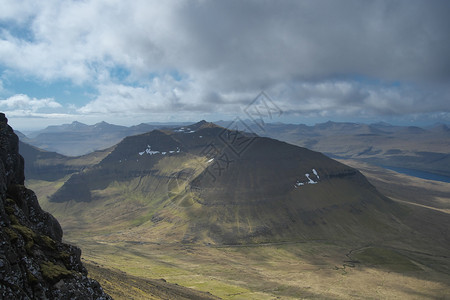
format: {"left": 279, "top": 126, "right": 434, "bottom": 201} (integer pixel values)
{"left": 0, "top": 113, "right": 111, "bottom": 299}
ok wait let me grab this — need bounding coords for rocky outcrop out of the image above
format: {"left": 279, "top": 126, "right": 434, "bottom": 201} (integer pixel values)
{"left": 0, "top": 113, "right": 111, "bottom": 299}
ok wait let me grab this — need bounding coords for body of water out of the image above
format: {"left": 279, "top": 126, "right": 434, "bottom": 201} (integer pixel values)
{"left": 381, "top": 166, "right": 450, "bottom": 183}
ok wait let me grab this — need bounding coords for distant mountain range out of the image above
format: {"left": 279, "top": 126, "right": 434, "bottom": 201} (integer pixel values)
{"left": 18, "top": 121, "right": 172, "bottom": 156}
{"left": 17, "top": 120, "right": 450, "bottom": 178}
{"left": 226, "top": 120, "right": 450, "bottom": 178}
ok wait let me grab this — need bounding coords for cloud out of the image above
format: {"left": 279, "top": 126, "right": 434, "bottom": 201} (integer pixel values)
{"left": 270, "top": 79, "right": 450, "bottom": 119}
{"left": 0, "top": 0, "right": 449, "bottom": 123}
{"left": 2, "top": 1, "right": 449, "bottom": 83}
{"left": 0, "top": 94, "right": 62, "bottom": 116}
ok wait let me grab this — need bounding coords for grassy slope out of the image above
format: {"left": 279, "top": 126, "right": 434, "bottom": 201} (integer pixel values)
{"left": 29, "top": 161, "right": 450, "bottom": 299}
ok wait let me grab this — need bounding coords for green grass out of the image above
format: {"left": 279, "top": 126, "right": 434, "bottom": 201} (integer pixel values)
{"left": 353, "top": 247, "right": 422, "bottom": 272}
{"left": 74, "top": 239, "right": 450, "bottom": 300}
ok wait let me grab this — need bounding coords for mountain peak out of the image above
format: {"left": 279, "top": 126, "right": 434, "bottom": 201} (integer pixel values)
{"left": 71, "top": 121, "right": 86, "bottom": 126}
{"left": 94, "top": 121, "right": 110, "bottom": 126}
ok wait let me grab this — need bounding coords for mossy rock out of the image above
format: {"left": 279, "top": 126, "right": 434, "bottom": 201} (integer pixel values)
{"left": 58, "top": 251, "right": 70, "bottom": 261}
{"left": 11, "top": 224, "right": 36, "bottom": 241}
{"left": 9, "top": 215, "right": 19, "bottom": 226}
{"left": 11, "top": 224, "right": 37, "bottom": 253}
{"left": 40, "top": 261, "right": 73, "bottom": 282}
{"left": 27, "top": 270, "right": 39, "bottom": 286}
{"left": 5, "top": 198, "right": 16, "bottom": 215}
{"left": 5, "top": 198, "right": 16, "bottom": 206}
{"left": 39, "top": 234, "right": 57, "bottom": 250}
{"left": 4, "top": 227, "right": 19, "bottom": 241}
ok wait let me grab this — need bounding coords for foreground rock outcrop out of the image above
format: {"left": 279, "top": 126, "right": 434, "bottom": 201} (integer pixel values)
{"left": 0, "top": 113, "right": 111, "bottom": 299}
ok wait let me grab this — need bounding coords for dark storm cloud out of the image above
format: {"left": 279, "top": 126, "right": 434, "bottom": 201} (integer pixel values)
{"left": 174, "top": 0, "right": 450, "bottom": 83}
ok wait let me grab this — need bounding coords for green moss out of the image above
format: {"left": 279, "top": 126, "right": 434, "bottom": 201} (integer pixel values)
{"left": 5, "top": 206, "right": 15, "bottom": 216}
{"left": 27, "top": 270, "right": 38, "bottom": 285}
{"left": 11, "top": 224, "right": 36, "bottom": 241}
{"left": 4, "top": 227, "right": 19, "bottom": 241}
{"left": 6, "top": 198, "right": 16, "bottom": 205}
{"left": 39, "top": 234, "right": 56, "bottom": 250}
{"left": 40, "top": 261, "right": 72, "bottom": 281}
{"left": 9, "top": 215, "right": 19, "bottom": 225}
{"left": 5, "top": 198, "right": 16, "bottom": 215}
{"left": 59, "top": 251, "right": 71, "bottom": 263}
{"left": 11, "top": 224, "right": 36, "bottom": 253}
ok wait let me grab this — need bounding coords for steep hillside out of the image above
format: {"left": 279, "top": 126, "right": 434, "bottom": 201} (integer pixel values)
{"left": 0, "top": 113, "right": 111, "bottom": 299}
{"left": 48, "top": 121, "right": 407, "bottom": 245}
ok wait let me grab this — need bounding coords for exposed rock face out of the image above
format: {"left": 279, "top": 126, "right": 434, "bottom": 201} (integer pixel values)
{"left": 0, "top": 113, "right": 111, "bottom": 299}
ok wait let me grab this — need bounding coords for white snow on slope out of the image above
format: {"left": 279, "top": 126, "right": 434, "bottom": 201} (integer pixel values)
{"left": 305, "top": 173, "right": 317, "bottom": 184}
{"left": 312, "top": 168, "right": 319, "bottom": 179}
{"left": 294, "top": 169, "right": 320, "bottom": 189}
{"left": 174, "top": 127, "right": 196, "bottom": 134}
{"left": 139, "top": 145, "right": 180, "bottom": 156}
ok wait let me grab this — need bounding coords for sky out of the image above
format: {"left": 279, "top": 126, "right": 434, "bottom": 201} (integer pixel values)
{"left": 1, "top": 0, "right": 449, "bottom": 130}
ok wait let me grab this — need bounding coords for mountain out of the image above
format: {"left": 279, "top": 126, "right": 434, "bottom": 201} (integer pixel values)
{"left": 21, "top": 120, "right": 450, "bottom": 178}
{"left": 0, "top": 113, "right": 111, "bottom": 299}
{"left": 24, "top": 121, "right": 164, "bottom": 156}
{"left": 46, "top": 121, "right": 407, "bottom": 245}
{"left": 19, "top": 141, "right": 113, "bottom": 181}
{"left": 243, "top": 121, "right": 450, "bottom": 178}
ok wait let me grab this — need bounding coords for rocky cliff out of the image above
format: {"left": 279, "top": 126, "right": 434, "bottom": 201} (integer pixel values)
{"left": 0, "top": 113, "right": 111, "bottom": 299}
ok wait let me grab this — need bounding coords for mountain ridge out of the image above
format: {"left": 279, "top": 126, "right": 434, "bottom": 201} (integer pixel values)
{"left": 18, "top": 120, "right": 450, "bottom": 179}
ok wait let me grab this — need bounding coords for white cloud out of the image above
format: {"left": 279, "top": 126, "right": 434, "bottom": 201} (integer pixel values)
{"left": 2, "top": 0, "right": 449, "bottom": 84}
{"left": 0, "top": 94, "right": 62, "bottom": 116}
{"left": 0, "top": 0, "right": 449, "bottom": 124}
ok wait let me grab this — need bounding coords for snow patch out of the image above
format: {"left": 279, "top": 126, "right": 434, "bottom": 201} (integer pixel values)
{"left": 312, "top": 168, "right": 319, "bottom": 179}
{"left": 138, "top": 145, "right": 181, "bottom": 156}
{"left": 294, "top": 169, "right": 320, "bottom": 189}
{"left": 305, "top": 173, "right": 317, "bottom": 184}
{"left": 173, "top": 127, "right": 196, "bottom": 134}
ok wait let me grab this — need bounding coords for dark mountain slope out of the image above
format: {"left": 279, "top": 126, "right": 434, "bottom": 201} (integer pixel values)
{"left": 49, "top": 121, "right": 407, "bottom": 245}
{"left": 0, "top": 113, "right": 111, "bottom": 299}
